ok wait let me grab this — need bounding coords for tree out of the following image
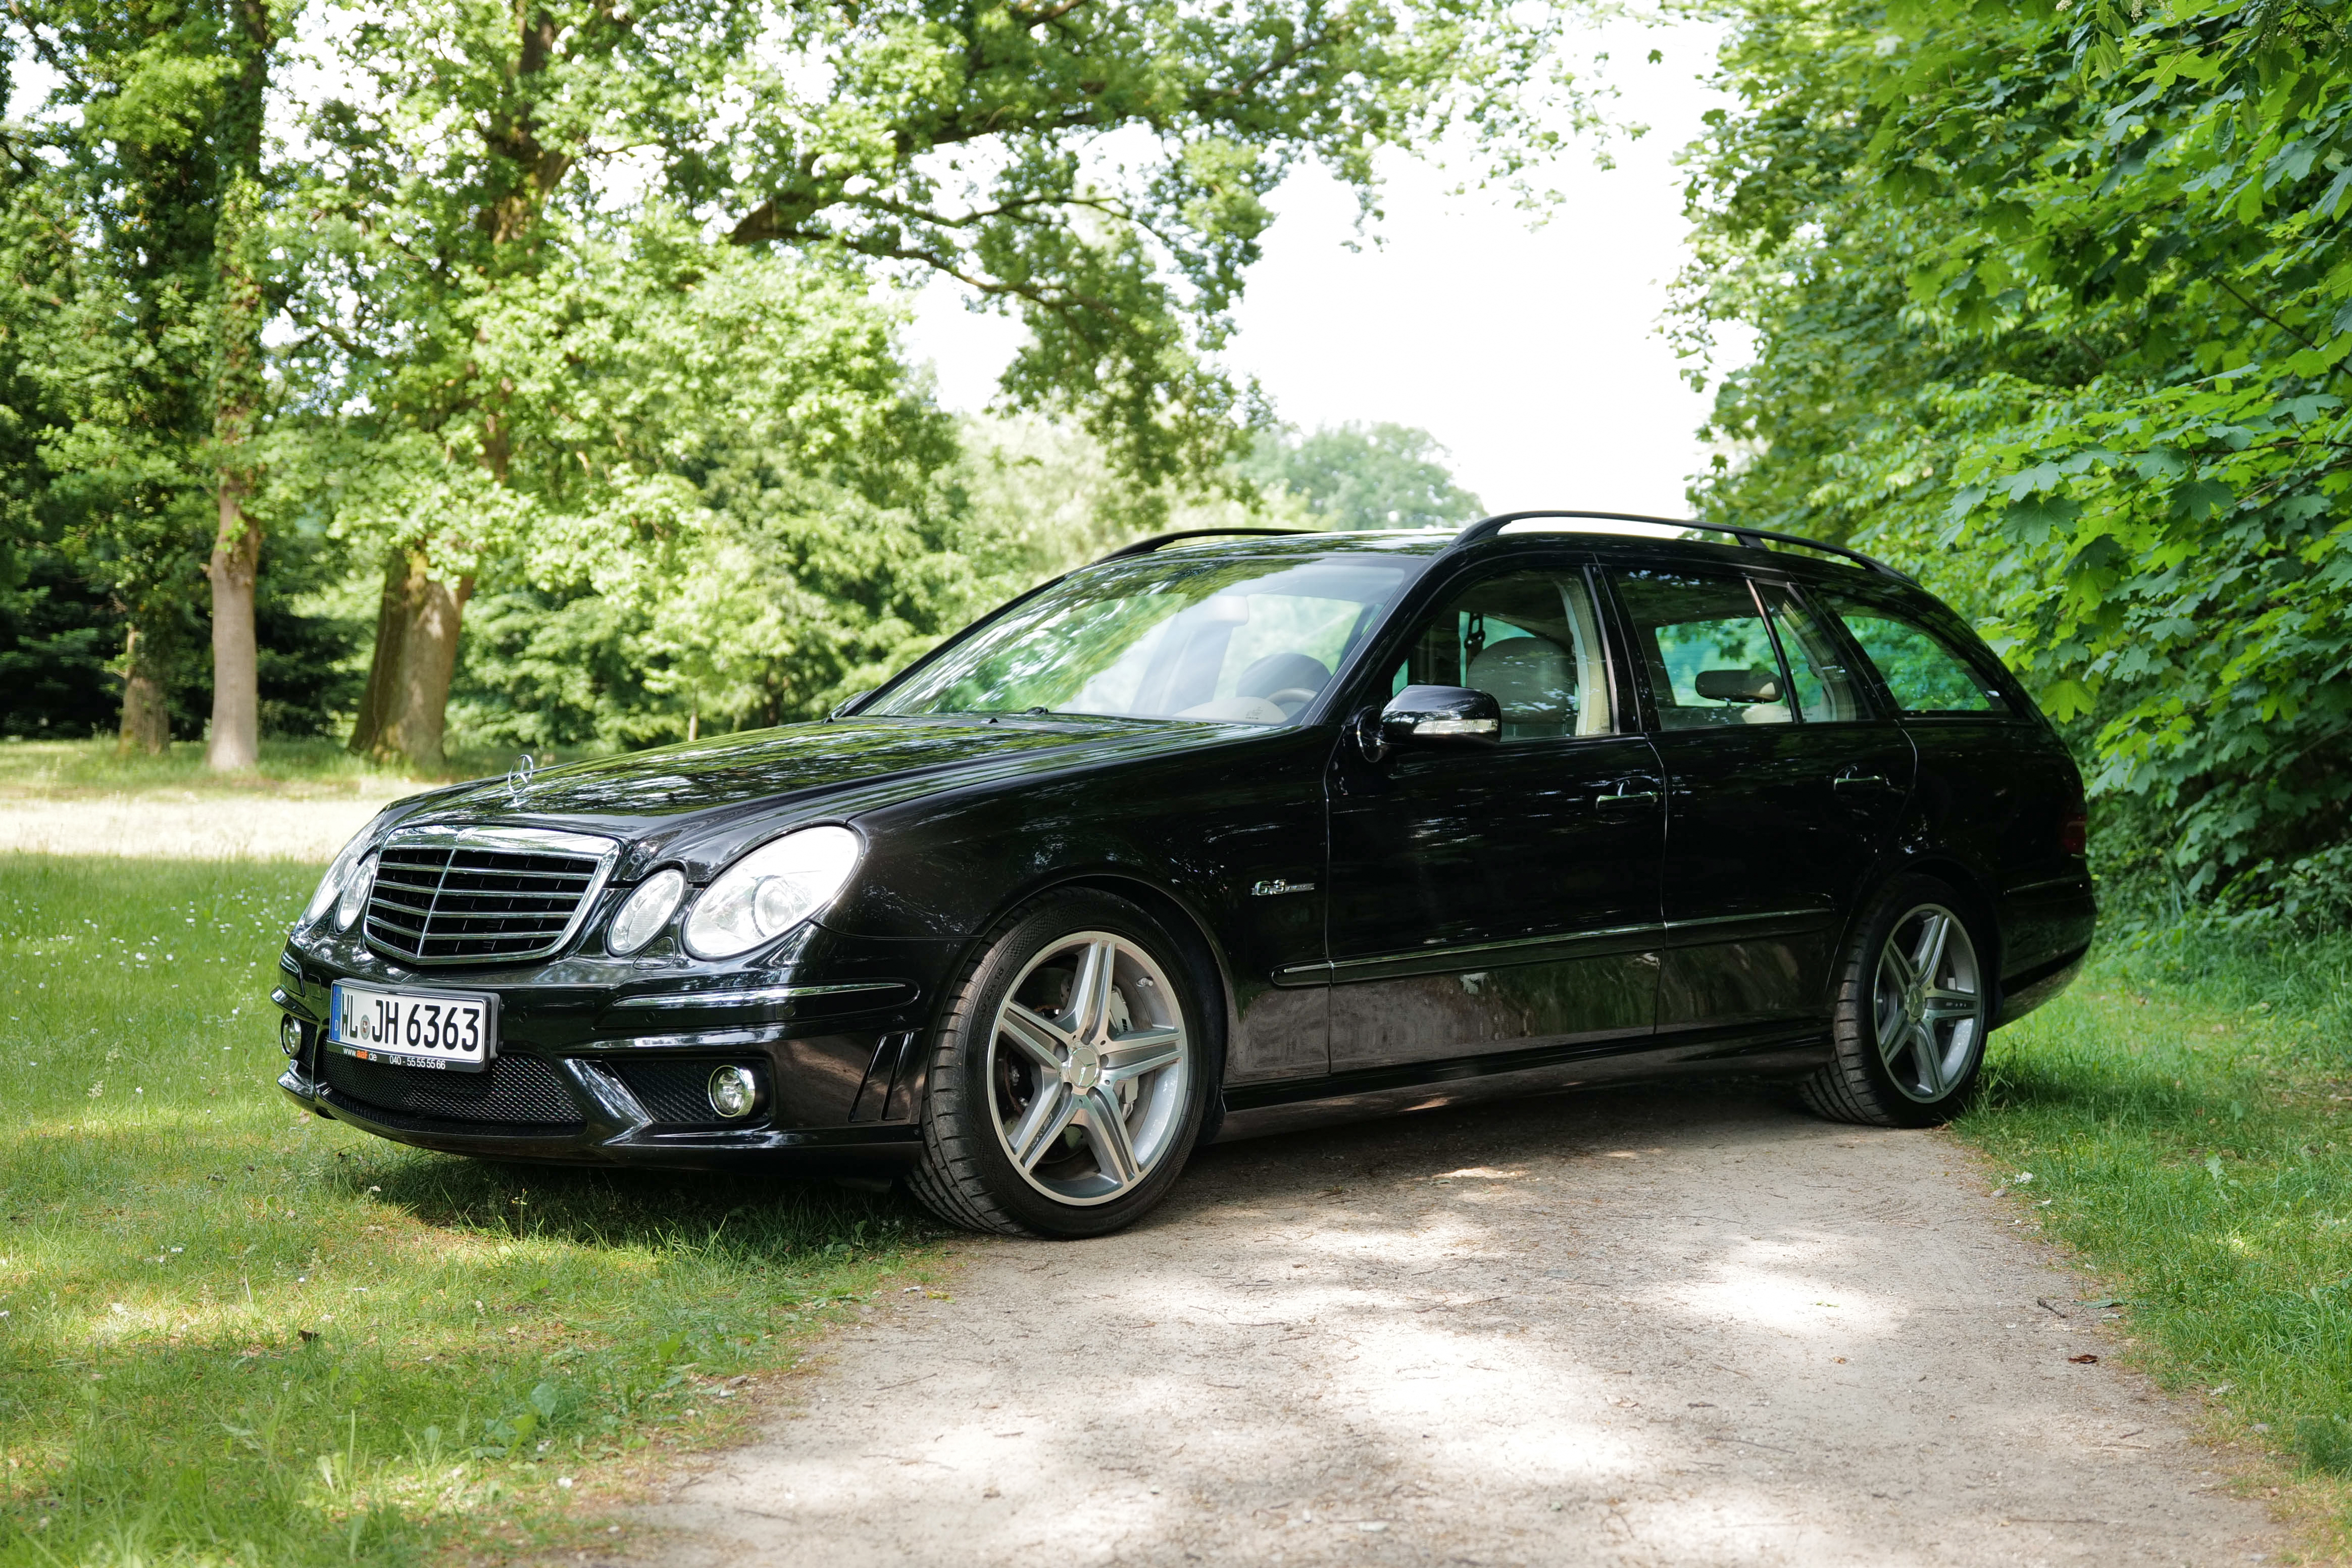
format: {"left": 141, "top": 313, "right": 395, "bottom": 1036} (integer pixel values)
{"left": 1676, "top": 0, "right": 2352, "bottom": 905}
{"left": 4, "top": 0, "right": 293, "bottom": 763}
{"left": 1239, "top": 422, "right": 1484, "bottom": 530}
{"left": 288, "top": 0, "right": 1586, "bottom": 770}
{"left": 201, "top": 0, "right": 280, "bottom": 770}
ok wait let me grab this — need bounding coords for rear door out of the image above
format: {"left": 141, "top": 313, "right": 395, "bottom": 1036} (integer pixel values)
{"left": 1321, "top": 555, "right": 1665, "bottom": 1071}
{"left": 1811, "top": 584, "right": 2090, "bottom": 996}
{"left": 1604, "top": 564, "right": 1914, "bottom": 1034}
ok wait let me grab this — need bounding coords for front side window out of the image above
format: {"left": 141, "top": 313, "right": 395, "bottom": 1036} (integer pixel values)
{"left": 1612, "top": 570, "right": 1792, "bottom": 730}
{"left": 1386, "top": 567, "right": 1615, "bottom": 741}
{"left": 870, "top": 554, "right": 1412, "bottom": 724}
{"left": 1820, "top": 593, "right": 2010, "bottom": 716}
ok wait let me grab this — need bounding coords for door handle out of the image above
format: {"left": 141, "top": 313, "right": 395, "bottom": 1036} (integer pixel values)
{"left": 1833, "top": 774, "right": 1891, "bottom": 792}
{"left": 1596, "top": 790, "right": 1659, "bottom": 811}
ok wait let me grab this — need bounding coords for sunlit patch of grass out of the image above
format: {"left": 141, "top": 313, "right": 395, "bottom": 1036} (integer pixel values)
{"left": 1954, "top": 932, "right": 2352, "bottom": 1546}
{"left": 0, "top": 737, "right": 599, "bottom": 797}
{"left": 0, "top": 855, "right": 938, "bottom": 1565}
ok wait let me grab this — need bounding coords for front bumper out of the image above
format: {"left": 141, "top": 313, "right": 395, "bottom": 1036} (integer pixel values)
{"left": 276, "top": 1059, "right": 922, "bottom": 1171}
{"left": 271, "top": 921, "right": 952, "bottom": 1172}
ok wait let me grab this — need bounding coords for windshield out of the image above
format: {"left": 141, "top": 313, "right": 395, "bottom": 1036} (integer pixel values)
{"left": 869, "top": 554, "right": 1414, "bottom": 724}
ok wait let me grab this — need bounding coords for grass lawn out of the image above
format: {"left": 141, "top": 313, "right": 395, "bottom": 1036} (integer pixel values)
{"left": 0, "top": 855, "right": 937, "bottom": 1566}
{"left": 0, "top": 739, "right": 595, "bottom": 800}
{"left": 1953, "top": 929, "right": 2352, "bottom": 1546}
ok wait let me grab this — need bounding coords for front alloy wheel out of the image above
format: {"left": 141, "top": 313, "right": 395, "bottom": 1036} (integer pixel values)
{"left": 908, "top": 890, "right": 1213, "bottom": 1237}
{"left": 987, "top": 933, "right": 1190, "bottom": 1205}
{"left": 1800, "top": 877, "right": 1991, "bottom": 1128}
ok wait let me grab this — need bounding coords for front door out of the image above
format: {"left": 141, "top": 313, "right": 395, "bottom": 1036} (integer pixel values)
{"left": 1605, "top": 566, "right": 1913, "bottom": 1034}
{"left": 1322, "top": 560, "right": 1665, "bottom": 1071}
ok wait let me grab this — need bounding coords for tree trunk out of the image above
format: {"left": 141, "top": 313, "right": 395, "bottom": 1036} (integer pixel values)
{"left": 204, "top": 474, "right": 262, "bottom": 770}
{"left": 347, "top": 548, "right": 412, "bottom": 758}
{"left": 387, "top": 571, "right": 470, "bottom": 774}
{"left": 348, "top": 549, "right": 470, "bottom": 774}
{"left": 117, "top": 626, "right": 169, "bottom": 755}
{"left": 205, "top": 30, "right": 271, "bottom": 772}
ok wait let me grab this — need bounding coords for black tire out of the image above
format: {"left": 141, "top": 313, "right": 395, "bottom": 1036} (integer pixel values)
{"left": 1798, "top": 875, "right": 1993, "bottom": 1128}
{"left": 905, "top": 889, "right": 1214, "bottom": 1238}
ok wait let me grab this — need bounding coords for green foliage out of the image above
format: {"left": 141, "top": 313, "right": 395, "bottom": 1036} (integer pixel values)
{"left": 443, "top": 413, "right": 1309, "bottom": 750}
{"left": 1239, "top": 422, "right": 1486, "bottom": 531}
{"left": 1680, "top": 0, "right": 2352, "bottom": 905}
{"left": 7, "top": 0, "right": 1569, "bottom": 758}
{"left": 0, "top": 855, "right": 935, "bottom": 1563}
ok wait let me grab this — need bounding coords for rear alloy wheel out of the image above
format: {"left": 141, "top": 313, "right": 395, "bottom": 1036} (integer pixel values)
{"left": 1800, "top": 878, "right": 1991, "bottom": 1127}
{"left": 908, "top": 891, "right": 1211, "bottom": 1237}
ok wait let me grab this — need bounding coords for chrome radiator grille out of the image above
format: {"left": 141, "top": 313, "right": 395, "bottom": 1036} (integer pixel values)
{"left": 364, "top": 825, "right": 617, "bottom": 966}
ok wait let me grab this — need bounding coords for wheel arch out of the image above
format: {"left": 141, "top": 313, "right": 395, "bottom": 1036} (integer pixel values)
{"left": 925, "top": 868, "right": 1238, "bottom": 1131}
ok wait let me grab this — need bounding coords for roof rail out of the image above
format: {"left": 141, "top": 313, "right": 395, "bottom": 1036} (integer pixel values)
{"left": 1092, "top": 527, "right": 1311, "bottom": 564}
{"left": 1447, "top": 510, "right": 1914, "bottom": 583}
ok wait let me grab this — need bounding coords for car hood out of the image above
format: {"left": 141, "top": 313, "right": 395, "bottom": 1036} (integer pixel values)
{"left": 389, "top": 714, "right": 1255, "bottom": 874}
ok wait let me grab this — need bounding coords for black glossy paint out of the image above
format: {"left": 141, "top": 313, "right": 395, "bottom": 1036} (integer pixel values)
{"left": 272, "top": 527, "right": 2096, "bottom": 1171}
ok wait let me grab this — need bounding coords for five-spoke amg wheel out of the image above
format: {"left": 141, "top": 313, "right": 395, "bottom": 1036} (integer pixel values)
{"left": 1801, "top": 877, "right": 1991, "bottom": 1127}
{"left": 908, "top": 890, "right": 1213, "bottom": 1237}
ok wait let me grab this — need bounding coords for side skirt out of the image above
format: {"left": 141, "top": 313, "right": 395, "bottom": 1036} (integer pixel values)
{"left": 1212, "top": 1026, "right": 1829, "bottom": 1144}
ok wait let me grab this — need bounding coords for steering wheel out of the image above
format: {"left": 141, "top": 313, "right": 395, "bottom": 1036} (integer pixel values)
{"left": 1267, "top": 687, "right": 1320, "bottom": 713}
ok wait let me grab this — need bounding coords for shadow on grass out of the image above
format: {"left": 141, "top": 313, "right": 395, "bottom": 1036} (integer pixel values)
{"left": 318, "top": 1143, "right": 942, "bottom": 1264}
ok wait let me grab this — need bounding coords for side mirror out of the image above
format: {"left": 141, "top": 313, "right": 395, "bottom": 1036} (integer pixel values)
{"left": 1352, "top": 685, "right": 1501, "bottom": 761}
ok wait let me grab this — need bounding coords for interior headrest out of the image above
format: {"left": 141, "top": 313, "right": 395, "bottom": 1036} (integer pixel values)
{"left": 1466, "top": 637, "right": 1574, "bottom": 722}
{"left": 1695, "top": 668, "right": 1781, "bottom": 703}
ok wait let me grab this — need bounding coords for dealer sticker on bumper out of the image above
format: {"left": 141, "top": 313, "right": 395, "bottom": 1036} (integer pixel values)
{"left": 327, "top": 981, "right": 498, "bottom": 1073}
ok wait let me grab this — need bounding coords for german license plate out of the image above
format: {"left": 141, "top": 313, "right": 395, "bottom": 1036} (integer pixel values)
{"left": 327, "top": 981, "right": 498, "bottom": 1073}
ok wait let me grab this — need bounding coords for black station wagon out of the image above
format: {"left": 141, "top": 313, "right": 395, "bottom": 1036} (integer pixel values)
{"left": 273, "top": 514, "right": 2096, "bottom": 1237}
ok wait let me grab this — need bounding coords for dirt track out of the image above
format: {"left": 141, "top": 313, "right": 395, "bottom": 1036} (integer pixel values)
{"left": 631, "top": 1084, "right": 2279, "bottom": 1567}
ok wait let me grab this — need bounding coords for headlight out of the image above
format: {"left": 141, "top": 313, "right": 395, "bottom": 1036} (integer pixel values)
{"left": 303, "top": 832, "right": 373, "bottom": 925}
{"left": 335, "top": 853, "right": 375, "bottom": 931}
{"left": 608, "top": 868, "right": 687, "bottom": 955}
{"left": 682, "top": 826, "right": 861, "bottom": 959}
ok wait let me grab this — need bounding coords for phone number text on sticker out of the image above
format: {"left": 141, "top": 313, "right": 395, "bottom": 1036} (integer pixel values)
{"left": 328, "top": 981, "right": 498, "bottom": 1072}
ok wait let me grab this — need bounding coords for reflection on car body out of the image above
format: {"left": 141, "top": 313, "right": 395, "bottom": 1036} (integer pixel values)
{"left": 273, "top": 514, "right": 2094, "bottom": 1237}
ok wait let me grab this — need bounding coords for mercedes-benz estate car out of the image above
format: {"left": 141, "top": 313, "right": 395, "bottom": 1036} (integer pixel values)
{"left": 272, "top": 513, "right": 2095, "bottom": 1237}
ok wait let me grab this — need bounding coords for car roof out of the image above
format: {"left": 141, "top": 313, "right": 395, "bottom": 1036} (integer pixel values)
{"left": 1137, "top": 524, "right": 1907, "bottom": 589}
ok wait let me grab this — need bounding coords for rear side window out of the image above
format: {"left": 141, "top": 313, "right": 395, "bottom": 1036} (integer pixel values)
{"left": 1755, "top": 583, "right": 1868, "bottom": 722}
{"left": 1611, "top": 570, "right": 1793, "bottom": 731}
{"left": 1822, "top": 594, "right": 2009, "bottom": 716}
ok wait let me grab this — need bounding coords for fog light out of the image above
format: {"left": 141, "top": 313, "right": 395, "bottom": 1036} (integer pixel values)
{"left": 708, "top": 1065, "right": 759, "bottom": 1119}
{"left": 280, "top": 1017, "right": 302, "bottom": 1058}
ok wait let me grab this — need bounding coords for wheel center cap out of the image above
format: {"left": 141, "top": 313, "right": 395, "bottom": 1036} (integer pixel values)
{"left": 1064, "top": 1041, "right": 1103, "bottom": 1091}
{"left": 1905, "top": 989, "right": 1926, "bottom": 1026}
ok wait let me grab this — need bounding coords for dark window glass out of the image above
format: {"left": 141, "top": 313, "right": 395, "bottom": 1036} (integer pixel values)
{"left": 1612, "top": 570, "right": 1792, "bottom": 731}
{"left": 1821, "top": 594, "right": 2009, "bottom": 716}
{"left": 1756, "top": 583, "right": 1869, "bottom": 722}
{"left": 1385, "top": 568, "right": 1614, "bottom": 741}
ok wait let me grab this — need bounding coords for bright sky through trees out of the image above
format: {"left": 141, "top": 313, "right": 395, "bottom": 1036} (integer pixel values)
{"left": 909, "top": 16, "right": 1741, "bottom": 521}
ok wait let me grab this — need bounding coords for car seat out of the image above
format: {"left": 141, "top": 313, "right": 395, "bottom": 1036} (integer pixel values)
{"left": 1465, "top": 637, "right": 1575, "bottom": 739}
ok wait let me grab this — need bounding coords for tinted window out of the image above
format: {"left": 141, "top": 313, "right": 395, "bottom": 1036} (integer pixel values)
{"left": 1612, "top": 570, "right": 1791, "bottom": 730}
{"left": 1756, "top": 583, "right": 1869, "bottom": 722}
{"left": 1822, "top": 594, "right": 2009, "bottom": 716}
{"left": 1387, "top": 567, "right": 1615, "bottom": 741}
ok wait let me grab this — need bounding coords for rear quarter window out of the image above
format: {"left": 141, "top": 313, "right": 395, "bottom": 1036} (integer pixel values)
{"left": 1823, "top": 596, "right": 2011, "bottom": 717}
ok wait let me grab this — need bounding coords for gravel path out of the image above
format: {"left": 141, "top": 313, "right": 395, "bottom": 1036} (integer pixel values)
{"left": 632, "top": 1084, "right": 2279, "bottom": 1567}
